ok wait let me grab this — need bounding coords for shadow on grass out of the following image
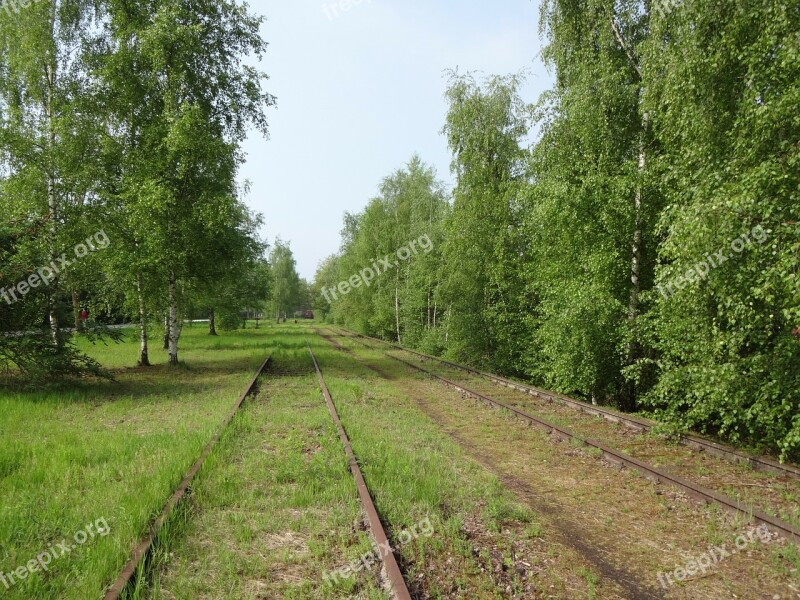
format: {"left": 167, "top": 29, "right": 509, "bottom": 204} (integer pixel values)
{"left": 0, "top": 326, "right": 318, "bottom": 405}
{"left": 0, "top": 352, "right": 273, "bottom": 405}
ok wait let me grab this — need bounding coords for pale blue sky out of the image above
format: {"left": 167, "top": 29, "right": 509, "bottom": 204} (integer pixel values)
{"left": 240, "top": 0, "right": 553, "bottom": 279}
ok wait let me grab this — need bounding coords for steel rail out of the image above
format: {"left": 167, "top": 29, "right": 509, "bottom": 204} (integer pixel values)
{"left": 335, "top": 328, "right": 800, "bottom": 481}
{"left": 384, "top": 352, "right": 799, "bottom": 543}
{"left": 104, "top": 354, "right": 273, "bottom": 600}
{"left": 308, "top": 346, "right": 412, "bottom": 600}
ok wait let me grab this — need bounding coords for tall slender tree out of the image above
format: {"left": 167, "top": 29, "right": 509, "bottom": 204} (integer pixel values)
{"left": 100, "top": 0, "right": 275, "bottom": 365}
{"left": 270, "top": 240, "right": 300, "bottom": 322}
{"left": 440, "top": 73, "right": 531, "bottom": 372}
{"left": 0, "top": 0, "right": 103, "bottom": 350}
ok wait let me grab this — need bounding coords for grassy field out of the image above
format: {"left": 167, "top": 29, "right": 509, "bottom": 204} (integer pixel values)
{"left": 329, "top": 328, "right": 800, "bottom": 600}
{"left": 3, "top": 322, "right": 796, "bottom": 599}
{"left": 148, "top": 325, "right": 613, "bottom": 599}
{"left": 143, "top": 332, "right": 389, "bottom": 599}
{"left": 0, "top": 324, "right": 273, "bottom": 599}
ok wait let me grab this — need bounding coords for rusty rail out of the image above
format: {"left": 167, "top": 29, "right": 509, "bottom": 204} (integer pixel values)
{"left": 104, "top": 353, "right": 273, "bottom": 600}
{"left": 385, "top": 353, "right": 799, "bottom": 543}
{"left": 335, "top": 328, "right": 800, "bottom": 482}
{"left": 308, "top": 346, "right": 412, "bottom": 600}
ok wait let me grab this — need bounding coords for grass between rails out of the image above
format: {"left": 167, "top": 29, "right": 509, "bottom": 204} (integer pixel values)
{"left": 318, "top": 334, "right": 628, "bottom": 599}
{"left": 313, "top": 338, "right": 608, "bottom": 599}
{"left": 7, "top": 321, "right": 793, "bottom": 599}
{"left": 312, "top": 330, "right": 620, "bottom": 598}
{"left": 384, "top": 348, "right": 800, "bottom": 529}
{"left": 149, "top": 327, "right": 610, "bottom": 599}
{"left": 329, "top": 331, "right": 800, "bottom": 600}
{"left": 339, "top": 328, "right": 800, "bottom": 467}
{"left": 144, "top": 337, "right": 389, "bottom": 599}
{"left": 0, "top": 324, "right": 274, "bottom": 599}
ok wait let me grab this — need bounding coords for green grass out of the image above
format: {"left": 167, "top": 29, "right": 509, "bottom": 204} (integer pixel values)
{"left": 0, "top": 324, "right": 275, "bottom": 599}
{"left": 146, "top": 339, "right": 389, "bottom": 599}
{"left": 303, "top": 335, "right": 552, "bottom": 598}
{"left": 147, "top": 328, "right": 556, "bottom": 599}
{"left": 0, "top": 322, "right": 635, "bottom": 598}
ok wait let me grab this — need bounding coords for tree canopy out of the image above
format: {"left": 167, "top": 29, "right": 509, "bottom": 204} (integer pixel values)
{"left": 316, "top": 1, "right": 800, "bottom": 461}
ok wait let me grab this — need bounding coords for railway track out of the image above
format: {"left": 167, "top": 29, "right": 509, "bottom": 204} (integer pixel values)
{"left": 308, "top": 345, "right": 412, "bottom": 600}
{"left": 334, "top": 327, "right": 800, "bottom": 481}
{"left": 326, "top": 328, "right": 800, "bottom": 543}
{"left": 104, "top": 353, "right": 273, "bottom": 600}
{"left": 107, "top": 345, "right": 413, "bottom": 600}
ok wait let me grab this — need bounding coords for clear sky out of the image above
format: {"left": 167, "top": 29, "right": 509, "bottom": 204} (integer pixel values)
{"left": 239, "top": 0, "right": 553, "bottom": 280}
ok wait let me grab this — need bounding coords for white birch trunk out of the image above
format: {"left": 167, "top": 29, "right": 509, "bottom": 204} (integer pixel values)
{"left": 394, "top": 283, "right": 401, "bottom": 344}
{"left": 46, "top": 59, "right": 61, "bottom": 350}
{"left": 168, "top": 273, "right": 180, "bottom": 365}
{"left": 136, "top": 274, "right": 151, "bottom": 366}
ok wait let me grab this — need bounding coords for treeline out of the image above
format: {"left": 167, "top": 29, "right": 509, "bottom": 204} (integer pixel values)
{"left": 315, "top": 0, "right": 800, "bottom": 460}
{"left": 0, "top": 1, "right": 300, "bottom": 376}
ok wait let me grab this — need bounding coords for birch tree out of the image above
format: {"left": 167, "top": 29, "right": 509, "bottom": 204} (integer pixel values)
{"left": 527, "top": 0, "right": 658, "bottom": 408}
{"left": 270, "top": 240, "right": 300, "bottom": 322}
{"left": 641, "top": 0, "right": 800, "bottom": 459}
{"left": 101, "top": 0, "right": 274, "bottom": 365}
{"left": 0, "top": 0, "right": 103, "bottom": 349}
{"left": 440, "top": 73, "right": 531, "bottom": 372}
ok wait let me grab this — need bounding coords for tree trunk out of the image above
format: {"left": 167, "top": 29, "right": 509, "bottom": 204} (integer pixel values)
{"left": 394, "top": 282, "right": 402, "bottom": 344}
{"left": 163, "top": 313, "right": 169, "bottom": 349}
{"left": 72, "top": 290, "right": 82, "bottom": 332}
{"left": 48, "top": 297, "right": 61, "bottom": 349}
{"left": 427, "top": 288, "right": 431, "bottom": 329}
{"left": 628, "top": 112, "right": 649, "bottom": 328}
{"left": 136, "top": 274, "right": 151, "bottom": 367}
{"left": 609, "top": 12, "right": 647, "bottom": 412}
{"left": 45, "top": 61, "right": 62, "bottom": 351}
{"left": 167, "top": 273, "right": 180, "bottom": 365}
{"left": 209, "top": 309, "right": 218, "bottom": 336}
{"left": 623, "top": 109, "right": 649, "bottom": 412}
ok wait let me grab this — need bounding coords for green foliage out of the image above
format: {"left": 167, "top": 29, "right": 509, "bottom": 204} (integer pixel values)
{"left": 0, "top": 0, "right": 274, "bottom": 374}
{"left": 640, "top": 0, "right": 800, "bottom": 460}
{"left": 270, "top": 240, "right": 301, "bottom": 321}
{"left": 439, "top": 73, "right": 533, "bottom": 374}
{"left": 524, "top": 0, "right": 657, "bottom": 406}
{"left": 319, "top": 155, "right": 449, "bottom": 345}
{"left": 316, "top": 1, "right": 800, "bottom": 459}
{"left": 217, "top": 310, "right": 244, "bottom": 332}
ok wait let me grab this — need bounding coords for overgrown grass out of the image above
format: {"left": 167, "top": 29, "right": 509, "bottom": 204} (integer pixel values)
{"left": 0, "top": 324, "right": 274, "bottom": 599}
{"left": 148, "top": 328, "right": 559, "bottom": 598}
{"left": 312, "top": 338, "right": 550, "bottom": 597}
{"left": 146, "top": 336, "right": 389, "bottom": 599}
{"left": 1, "top": 323, "right": 611, "bottom": 598}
